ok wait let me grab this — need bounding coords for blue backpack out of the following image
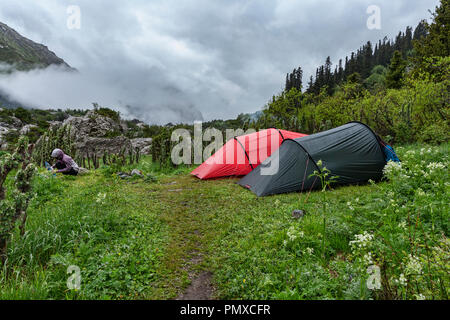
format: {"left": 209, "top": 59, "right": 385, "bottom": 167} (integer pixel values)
{"left": 383, "top": 145, "right": 400, "bottom": 162}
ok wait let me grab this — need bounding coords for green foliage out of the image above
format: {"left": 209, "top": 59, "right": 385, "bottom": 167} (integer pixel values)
{"left": 142, "top": 124, "right": 165, "bottom": 138}
{"left": 92, "top": 103, "right": 120, "bottom": 123}
{"left": 413, "top": 56, "right": 450, "bottom": 82}
{"left": 347, "top": 72, "right": 362, "bottom": 84}
{"left": 260, "top": 56, "right": 448, "bottom": 144}
{"left": 420, "top": 120, "right": 449, "bottom": 144}
{"left": 151, "top": 127, "right": 179, "bottom": 169}
{"left": 32, "top": 124, "right": 77, "bottom": 167}
{"left": 364, "top": 65, "right": 387, "bottom": 92}
{"left": 3, "top": 130, "right": 19, "bottom": 146}
{"left": 309, "top": 160, "right": 339, "bottom": 192}
{"left": 386, "top": 51, "right": 407, "bottom": 89}
{"left": 414, "top": 0, "right": 450, "bottom": 60}
{"left": 0, "top": 171, "right": 168, "bottom": 299}
{"left": 0, "top": 136, "right": 35, "bottom": 264}
{"left": 13, "top": 108, "right": 32, "bottom": 124}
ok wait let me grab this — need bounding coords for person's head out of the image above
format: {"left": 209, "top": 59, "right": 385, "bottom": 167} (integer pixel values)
{"left": 51, "top": 148, "right": 64, "bottom": 160}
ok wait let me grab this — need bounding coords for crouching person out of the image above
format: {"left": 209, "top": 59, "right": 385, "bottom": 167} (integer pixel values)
{"left": 51, "top": 148, "right": 79, "bottom": 176}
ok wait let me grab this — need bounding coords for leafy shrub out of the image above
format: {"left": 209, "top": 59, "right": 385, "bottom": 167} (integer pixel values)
{"left": 92, "top": 104, "right": 120, "bottom": 123}
{"left": 13, "top": 108, "right": 32, "bottom": 124}
{"left": 419, "top": 120, "right": 449, "bottom": 144}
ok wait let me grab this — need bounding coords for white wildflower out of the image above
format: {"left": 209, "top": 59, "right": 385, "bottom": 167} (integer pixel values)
{"left": 286, "top": 226, "right": 303, "bottom": 242}
{"left": 405, "top": 254, "right": 422, "bottom": 275}
{"left": 349, "top": 231, "right": 374, "bottom": 251}
{"left": 390, "top": 199, "right": 398, "bottom": 207}
{"left": 346, "top": 201, "right": 355, "bottom": 211}
{"left": 426, "top": 162, "right": 445, "bottom": 171}
{"left": 395, "top": 273, "right": 407, "bottom": 287}
{"left": 398, "top": 221, "right": 407, "bottom": 229}
{"left": 363, "top": 252, "right": 373, "bottom": 265}
{"left": 96, "top": 192, "right": 107, "bottom": 204}
{"left": 416, "top": 188, "right": 425, "bottom": 197}
{"left": 415, "top": 293, "right": 426, "bottom": 300}
{"left": 383, "top": 161, "right": 402, "bottom": 177}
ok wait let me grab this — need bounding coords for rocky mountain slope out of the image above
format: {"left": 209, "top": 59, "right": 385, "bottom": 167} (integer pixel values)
{"left": 0, "top": 21, "right": 74, "bottom": 108}
{"left": 0, "top": 21, "right": 72, "bottom": 71}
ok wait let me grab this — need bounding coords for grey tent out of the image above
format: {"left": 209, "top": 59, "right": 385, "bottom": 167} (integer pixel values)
{"left": 238, "top": 122, "right": 387, "bottom": 197}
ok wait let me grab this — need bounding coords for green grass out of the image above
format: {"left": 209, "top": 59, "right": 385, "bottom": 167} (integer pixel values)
{"left": 1, "top": 167, "right": 170, "bottom": 299}
{"left": 0, "top": 144, "right": 448, "bottom": 300}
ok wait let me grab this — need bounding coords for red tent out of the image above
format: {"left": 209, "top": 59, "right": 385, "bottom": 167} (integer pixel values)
{"left": 191, "top": 128, "right": 308, "bottom": 179}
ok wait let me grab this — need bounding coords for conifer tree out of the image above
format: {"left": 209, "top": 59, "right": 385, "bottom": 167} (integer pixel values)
{"left": 414, "top": 0, "right": 449, "bottom": 59}
{"left": 386, "top": 50, "right": 406, "bottom": 89}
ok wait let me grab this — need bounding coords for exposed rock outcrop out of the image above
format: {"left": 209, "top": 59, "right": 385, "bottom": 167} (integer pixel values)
{"left": 75, "top": 135, "right": 133, "bottom": 158}
{"left": 1, "top": 107, "right": 152, "bottom": 156}
{"left": 131, "top": 138, "right": 152, "bottom": 155}
{"left": 19, "top": 124, "right": 38, "bottom": 135}
{"left": 0, "top": 116, "right": 22, "bottom": 150}
{"left": 63, "top": 110, "right": 122, "bottom": 139}
{"left": 0, "top": 122, "right": 15, "bottom": 149}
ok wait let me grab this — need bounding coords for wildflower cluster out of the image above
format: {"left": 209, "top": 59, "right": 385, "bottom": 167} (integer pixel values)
{"left": 405, "top": 254, "right": 423, "bottom": 275}
{"left": 96, "top": 192, "right": 107, "bottom": 204}
{"left": 382, "top": 161, "right": 403, "bottom": 177}
{"left": 349, "top": 231, "right": 377, "bottom": 269}
{"left": 349, "top": 231, "right": 374, "bottom": 250}
{"left": 364, "top": 145, "right": 449, "bottom": 299}
{"left": 284, "top": 226, "right": 304, "bottom": 246}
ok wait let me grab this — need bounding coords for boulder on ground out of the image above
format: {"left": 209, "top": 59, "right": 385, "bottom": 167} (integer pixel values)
{"left": 131, "top": 169, "right": 143, "bottom": 177}
{"left": 292, "top": 210, "right": 306, "bottom": 219}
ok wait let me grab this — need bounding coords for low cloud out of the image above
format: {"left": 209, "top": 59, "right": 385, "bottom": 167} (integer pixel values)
{"left": 0, "top": 64, "right": 204, "bottom": 124}
{"left": 0, "top": 0, "right": 440, "bottom": 124}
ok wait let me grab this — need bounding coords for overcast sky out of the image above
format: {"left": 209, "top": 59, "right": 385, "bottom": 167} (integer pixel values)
{"left": 0, "top": 0, "right": 439, "bottom": 124}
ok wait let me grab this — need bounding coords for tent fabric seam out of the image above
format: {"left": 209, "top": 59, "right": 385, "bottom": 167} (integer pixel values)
{"left": 269, "top": 128, "right": 285, "bottom": 141}
{"left": 233, "top": 137, "right": 254, "bottom": 170}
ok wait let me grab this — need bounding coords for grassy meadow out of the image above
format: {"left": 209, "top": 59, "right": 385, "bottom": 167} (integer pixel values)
{"left": 0, "top": 143, "right": 448, "bottom": 300}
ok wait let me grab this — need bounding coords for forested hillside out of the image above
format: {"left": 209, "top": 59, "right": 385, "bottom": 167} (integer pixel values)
{"left": 258, "top": 2, "right": 448, "bottom": 145}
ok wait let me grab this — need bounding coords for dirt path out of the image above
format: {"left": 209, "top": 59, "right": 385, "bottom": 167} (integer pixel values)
{"left": 176, "top": 271, "right": 215, "bottom": 300}
{"left": 152, "top": 175, "right": 223, "bottom": 300}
